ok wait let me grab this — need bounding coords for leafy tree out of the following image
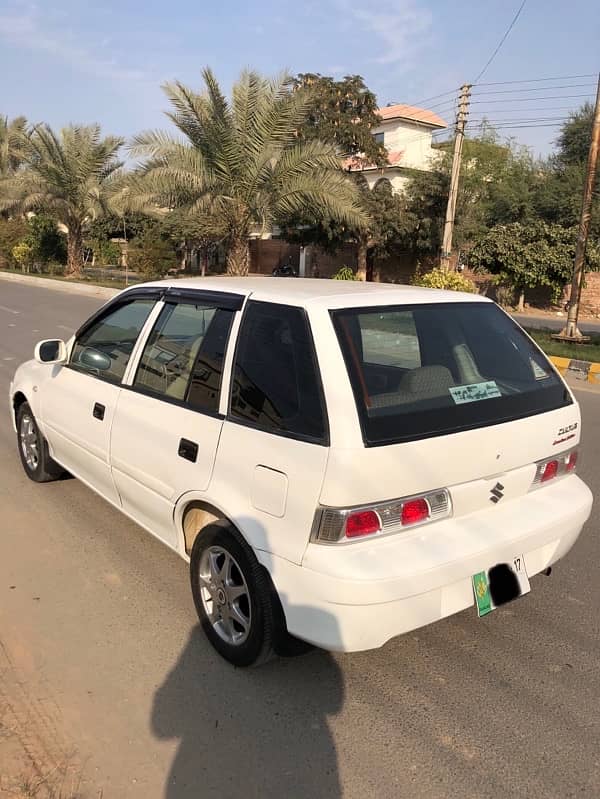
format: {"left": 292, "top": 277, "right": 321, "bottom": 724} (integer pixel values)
{"left": 556, "top": 103, "right": 595, "bottom": 166}
{"left": 26, "top": 214, "right": 67, "bottom": 265}
{"left": 284, "top": 175, "right": 406, "bottom": 278}
{"left": 468, "top": 221, "right": 600, "bottom": 310}
{"left": 534, "top": 104, "right": 599, "bottom": 236}
{"left": 283, "top": 73, "right": 395, "bottom": 279}
{"left": 0, "top": 124, "right": 124, "bottom": 277}
{"left": 0, "top": 216, "right": 27, "bottom": 268}
{"left": 354, "top": 177, "right": 407, "bottom": 278}
{"left": 289, "top": 73, "right": 387, "bottom": 166}
{"left": 85, "top": 237, "right": 121, "bottom": 266}
{"left": 87, "top": 211, "right": 155, "bottom": 243}
{"left": 127, "top": 226, "right": 178, "bottom": 278}
{"left": 0, "top": 115, "right": 27, "bottom": 178}
{"left": 159, "top": 209, "right": 224, "bottom": 275}
{"left": 124, "top": 68, "right": 366, "bottom": 275}
{"left": 402, "top": 132, "right": 538, "bottom": 257}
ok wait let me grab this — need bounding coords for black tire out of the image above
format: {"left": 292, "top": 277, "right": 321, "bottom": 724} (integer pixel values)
{"left": 16, "top": 402, "right": 63, "bottom": 483}
{"left": 190, "top": 522, "right": 277, "bottom": 667}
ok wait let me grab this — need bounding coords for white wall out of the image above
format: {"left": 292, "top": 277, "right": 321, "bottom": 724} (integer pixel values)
{"left": 372, "top": 119, "right": 440, "bottom": 171}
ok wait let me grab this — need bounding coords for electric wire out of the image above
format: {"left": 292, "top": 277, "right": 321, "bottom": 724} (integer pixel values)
{"left": 473, "top": 0, "right": 528, "bottom": 83}
{"left": 474, "top": 74, "right": 595, "bottom": 87}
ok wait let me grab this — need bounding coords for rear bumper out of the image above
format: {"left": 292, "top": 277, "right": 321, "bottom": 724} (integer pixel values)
{"left": 259, "top": 475, "right": 593, "bottom": 652}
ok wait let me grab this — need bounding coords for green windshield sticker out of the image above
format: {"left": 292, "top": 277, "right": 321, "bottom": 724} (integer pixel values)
{"left": 449, "top": 381, "right": 502, "bottom": 405}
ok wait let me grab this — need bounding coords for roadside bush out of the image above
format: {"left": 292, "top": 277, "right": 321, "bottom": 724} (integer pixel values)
{"left": 0, "top": 217, "right": 28, "bottom": 269}
{"left": 332, "top": 265, "right": 357, "bottom": 280}
{"left": 12, "top": 241, "right": 34, "bottom": 272}
{"left": 494, "top": 282, "right": 515, "bottom": 308}
{"left": 26, "top": 214, "right": 67, "bottom": 265}
{"left": 86, "top": 238, "right": 122, "bottom": 266}
{"left": 412, "top": 267, "right": 477, "bottom": 293}
{"left": 127, "top": 228, "right": 178, "bottom": 278}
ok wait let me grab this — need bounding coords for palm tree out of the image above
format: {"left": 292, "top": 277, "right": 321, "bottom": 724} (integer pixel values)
{"left": 125, "top": 68, "right": 367, "bottom": 275}
{"left": 0, "top": 115, "right": 27, "bottom": 178}
{"left": 0, "top": 124, "right": 124, "bottom": 276}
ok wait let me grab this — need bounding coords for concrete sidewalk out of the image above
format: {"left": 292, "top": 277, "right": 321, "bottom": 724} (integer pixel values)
{"left": 0, "top": 270, "right": 118, "bottom": 300}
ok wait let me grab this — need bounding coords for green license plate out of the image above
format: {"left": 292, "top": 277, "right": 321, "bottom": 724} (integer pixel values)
{"left": 473, "top": 555, "right": 531, "bottom": 617}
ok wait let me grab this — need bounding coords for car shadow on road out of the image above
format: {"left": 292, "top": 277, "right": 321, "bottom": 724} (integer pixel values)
{"left": 152, "top": 624, "right": 343, "bottom": 799}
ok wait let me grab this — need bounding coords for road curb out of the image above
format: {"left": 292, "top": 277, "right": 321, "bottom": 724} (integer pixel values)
{"left": 0, "top": 271, "right": 119, "bottom": 300}
{"left": 550, "top": 355, "right": 600, "bottom": 384}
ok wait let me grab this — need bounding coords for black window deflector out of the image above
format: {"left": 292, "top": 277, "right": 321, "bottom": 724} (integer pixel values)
{"left": 164, "top": 288, "right": 244, "bottom": 311}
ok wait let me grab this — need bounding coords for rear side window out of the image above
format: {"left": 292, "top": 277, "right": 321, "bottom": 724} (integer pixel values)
{"left": 134, "top": 301, "right": 234, "bottom": 413}
{"left": 333, "top": 302, "right": 572, "bottom": 446}
{"left": 230, "top": 301, "right": 327, "bottom": 443}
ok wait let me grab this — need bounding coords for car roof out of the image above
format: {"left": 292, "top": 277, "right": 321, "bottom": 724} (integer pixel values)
{"left": 139, "top": 276, "right": 491, "bottom": 310}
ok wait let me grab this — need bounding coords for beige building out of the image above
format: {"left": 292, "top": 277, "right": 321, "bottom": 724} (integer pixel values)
{"left": 345, "top": 103, "right": 447, "bottom": 193}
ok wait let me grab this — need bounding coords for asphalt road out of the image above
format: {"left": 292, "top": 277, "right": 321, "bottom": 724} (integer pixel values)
{"left": 512, "top": 312, "right": 600, "bottom": 334}
{"left": 0, "top": 280, "right": 599, "bottom": 799}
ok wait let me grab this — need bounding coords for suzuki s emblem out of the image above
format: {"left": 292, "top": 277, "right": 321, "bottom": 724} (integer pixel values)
{"left": 490, "top": 483, "right": 504, "bottom": 504}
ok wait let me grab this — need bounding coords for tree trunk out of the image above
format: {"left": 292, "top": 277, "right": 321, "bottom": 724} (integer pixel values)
{"left": 226, "top": 236, "right": 250, "bottom": 276}
{"left": 356, "top": 240, "right": 368, "bottom": 281}
{"left": 66, "top": 226, "right": 84, "bottom": 278}
{"left": 517, "top": 289, "right": 525, "bottom": 312}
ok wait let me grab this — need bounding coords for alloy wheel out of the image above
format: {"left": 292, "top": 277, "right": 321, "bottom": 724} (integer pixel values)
{"left": 20, "top": 413, "right": 39, "bottom": 471}
{"left": 198, "top": 546, "right": 251, "bottom": 645}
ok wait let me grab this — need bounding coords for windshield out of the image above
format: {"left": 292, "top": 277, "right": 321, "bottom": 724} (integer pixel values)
{"left": 331, "top": 302, "right": 572, "bottom": 446}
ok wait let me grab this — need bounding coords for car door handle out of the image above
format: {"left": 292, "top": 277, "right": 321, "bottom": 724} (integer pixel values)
{"left": 178, "top": 438, "right": 198, "bottom": 463}
{"left": 93, "top": 402, "right": 105, "bottom": 421}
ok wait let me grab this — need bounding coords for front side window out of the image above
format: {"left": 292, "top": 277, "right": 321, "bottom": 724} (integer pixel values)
{"left": 133, "top": 301, "right": 234, "bottom": 413}
{"left": 333, "top": 302, "right": 572, "bottom": 446}
{"left": 70, "top": 299, "right": 155, "bottom": 384}
{"left": 230, "top": 301, "right": 327, "bottom": 442}
{"left": 373, "top": 131, "right": 385, "bottom": 145}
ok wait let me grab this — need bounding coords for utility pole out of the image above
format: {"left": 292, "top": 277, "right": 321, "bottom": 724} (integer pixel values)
{"left": 440, "top": 83, "right": 471, "bottom": 270}
{"left": 556, "top": 73, "right": 600, "bottom": 341}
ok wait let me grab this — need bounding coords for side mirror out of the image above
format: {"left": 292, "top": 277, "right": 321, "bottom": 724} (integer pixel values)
{"left": 77, "top": 347, "right": 112, "bottom": 372}
{"left": 34, "top": 339, "right": 67, "bottom": 364}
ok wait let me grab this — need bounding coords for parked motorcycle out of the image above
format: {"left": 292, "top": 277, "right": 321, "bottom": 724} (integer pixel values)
{"left": 272, "top": 263, "right": 298, "bottom": 277}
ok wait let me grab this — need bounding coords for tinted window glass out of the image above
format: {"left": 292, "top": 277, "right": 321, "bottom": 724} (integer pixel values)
{"left": 134, "top": 302, "right": 233, "bottom": 412}
{"left": 359, "top": 310, "right": 420, "bottom": 369}
{"left": 187, "top": 309, "right": 234, "bottom": 413}
{"left": 333, "top": 302, "right": 572, "bottom": 446}
{"left": 71, "top": 299, "right": 154, "bottom": 384}
{"left": 230, "top": 301, "right": 327, "bottom": 442}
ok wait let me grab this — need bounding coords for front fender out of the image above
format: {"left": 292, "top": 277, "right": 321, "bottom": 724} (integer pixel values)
{"left": 9, "top": 359, "right": 53, "bottom": 433}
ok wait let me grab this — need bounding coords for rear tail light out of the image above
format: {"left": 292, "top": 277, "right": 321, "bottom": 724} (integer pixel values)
{"left": 540, "top": 460, "right": 559, "bottom": 483}
{"left": 345, "top": 510, "right": 381, "bottom": 538}
{"left": 401, "top": 498, "right": 430, "bottom": 526}
{"left": 532, "top": 448, "right": 578, "bottom": 488}
{"left": 312, "top": 489, "right": 451, "bottom": 544}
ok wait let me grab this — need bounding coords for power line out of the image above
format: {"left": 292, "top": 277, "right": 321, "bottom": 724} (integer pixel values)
{"left": 471, "top": 83, "right": 595, "bottom": 96}
{"left": 470, "top": 93, "right": 594, "bottom": 104}
{"left": 470, "top": 105, "right": 592, "bottom": 114}
{"left": 466, "top": 121, "right": 568, "bottom": 129}
{"left": 473, "top": 0, "right": 528, "bottom": 83}
{"left": 474, "top": 73, "right": 596, "bottom": 87}
{"left": 469, "top": 119, "right": 571, "bottom": 125}
{"left": 402, "top": 88, "right": 460, "bottom": 107}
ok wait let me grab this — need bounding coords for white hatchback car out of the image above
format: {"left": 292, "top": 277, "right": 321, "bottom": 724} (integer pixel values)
{"left": 9, "top": 278, "right": 593, "bottom": 666}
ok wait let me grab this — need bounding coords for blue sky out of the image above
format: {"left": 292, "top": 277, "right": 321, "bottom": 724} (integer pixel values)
{"left": 0, "top": 0, "right": 598, "bottom": 157}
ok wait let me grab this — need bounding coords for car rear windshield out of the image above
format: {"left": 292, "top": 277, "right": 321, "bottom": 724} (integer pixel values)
{"left": 331, "top": 302, "right": 572, "bottom": 446}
